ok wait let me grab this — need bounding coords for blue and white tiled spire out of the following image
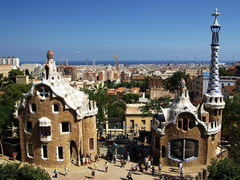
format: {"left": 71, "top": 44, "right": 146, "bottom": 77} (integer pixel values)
{"left": 207, "top": 49, "right": 220, "bottom": 94}
{"left": 204, "top": 8, "right": 225, "bottom": 109}
{"left": 207, "top": 8, "right": 221, "bottom": 95}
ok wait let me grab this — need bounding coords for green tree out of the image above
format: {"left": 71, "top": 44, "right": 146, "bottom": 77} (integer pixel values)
{"left": 25, "top": 69, "right": 30, "bottom": 75}
{"left": 0, "top": 162, "right": 50, "bottom": 180}
{"left": 222, "top": 95, "right": 240, "bottom": 163}
{"left": 165, "top": 71, "right": 189, "bottom": 92}
{"left": 0, "top": 84, "right": 31, "bottom": 133}
{"left": 219, "top": 68, "right": 234, "bottom": 76}
{"left": 140, "top": 95, "right": 171, "bottom": 116}
{"left": 208, "top": 158, "right": 240, "bottom": 180}
{"left": 8, "top": 69, "right": 24, "bottom": 83}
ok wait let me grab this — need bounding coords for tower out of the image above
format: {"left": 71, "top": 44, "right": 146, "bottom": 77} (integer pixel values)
{"left": 86, "top": 59, "right": 88, "bottom": 65}
{"left": 93, "top": 58, "right": 95, "bottom": 66}
{"left": 203, "top": 8, "right": 225, "bottom": 110}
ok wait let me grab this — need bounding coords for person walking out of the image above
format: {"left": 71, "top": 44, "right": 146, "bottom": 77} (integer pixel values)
{"left": 127, "top": 171, "right": 133, "bottom": 180}
{"left": 159, "top": 163, "right": 162, "bottom": 174}
{"left": 180, "top": 167, "right": 183, "bottom": 178}
{"left": 94, "top": 162, "right": 98, "bottom": 170}
{"left": 127, "top": 154, "right": 130, "bottom": 164}
{"left": 92, "top": 169, "right": 95, "bottom": 179}
{"left": 54, "top": 168, "right": 58, "bottom": 178}
{"left": 152, "top": 166, "right": 155, "bottom": 176}
{"left": 113, "top": 154, "right": 117, "bottom": 164}
{"left": 64, "top": 165, "right": 68, "bottom": 176}
{"left": 105, "top": 162, "right": 108, "bottom": 172}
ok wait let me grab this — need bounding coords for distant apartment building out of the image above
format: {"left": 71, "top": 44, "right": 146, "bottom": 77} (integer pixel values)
{"left": 57, "top": 66, "right": 77, "bottom": 81}
{"left": 131, "top": 74, "right": 149, "bottom": 83}
{"left": 0, "top": 56, "right": 19, "bottom": 67}
{"left": 0, "top": 64, "right": 12, "bottom": 77}
{"left": 16, "top": 75, "right": 29, "bottom": 84}
{"left": 150, "top": 76, "right": 164, "bottom": 99}
{"left": 185, "top": 67, "right": 209, "bottom": 76}
{"left": 69, "top": 80, "right": 96, "bottom": 89}
{"left": 125, "top": 104, "right": 152, "bottom": 134}
{"left": 19, "top": 63, "right": 42, "bottom": 75}
{"left": 222, "top": 79, "right": 240, "bottom": 99}
{"left": 187, "top": 72, "right": 238, "bottom": 98}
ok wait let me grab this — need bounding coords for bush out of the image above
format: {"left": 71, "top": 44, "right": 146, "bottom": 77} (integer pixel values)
{"left": 0, "top": 163, "right": 50, "bottom": 180}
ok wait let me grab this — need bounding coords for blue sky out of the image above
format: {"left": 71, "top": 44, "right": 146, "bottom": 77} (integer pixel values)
{"left": 1, "top": 0, "right": 240, "bottom": 63}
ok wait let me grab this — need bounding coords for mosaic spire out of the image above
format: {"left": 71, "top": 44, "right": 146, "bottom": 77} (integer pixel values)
{"left": 207, "top": 8, "right": 221, "bottom": 95}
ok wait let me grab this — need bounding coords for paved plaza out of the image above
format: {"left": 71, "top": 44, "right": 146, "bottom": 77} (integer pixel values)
{"left": 0, "top": 153, "right": 207, "bottom": 180}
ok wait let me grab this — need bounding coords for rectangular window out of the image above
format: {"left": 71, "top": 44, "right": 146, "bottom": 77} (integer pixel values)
{"left": 27, "top": 142, "right": 34, "bottom": 158}
{"left": 57, "top": 146, "right": 64, "bottom": 161}
{"left": 61, "top": 122, "right": 70, "bottom": 133}
{"left": 89, "top": 138, "right": 94, "bottom": 150}
{"left": 130, "top": 120, "right": 134, "bottom": 128}
{"left": 41, "top": 145, "right": 48, "bottom": 159}
{"left": 141, "top": 120, "right": 146, "bottom": 128}
{"left": 30, "top": 103, "right": 36, "bottom": 113}
{"left": 53, "top": 103, "right": 60, "bottom": 113}
{"left": 25, "top": 121, "right": 32, "bottom": 133}
{"left": 39, "top": 127, "right": 51, "bottom": 136}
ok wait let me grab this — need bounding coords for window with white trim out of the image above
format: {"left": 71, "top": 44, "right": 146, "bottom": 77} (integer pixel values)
{"left": 27, "top": 142, "right": 34, "bottom": 158}
{"left": 52, "top": 103, "right": 60, "bottom": 113}
{"left": 25, "top": 121, "right": 32, "bottom": 133}
{"left": 41, "top": 144, "right": 48, "bottom": 160}
{"left": 57, "top": 146, "right": 64, "bottom": 161}
{"left": 61, "top": 122, "right": 70, "bottom": 133}
{"left": 30, "top": 103, "right": 37, "bottom": 113}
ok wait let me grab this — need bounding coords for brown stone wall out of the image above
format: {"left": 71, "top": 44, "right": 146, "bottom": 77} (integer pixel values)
{"left": 82, "top": 116, "right": 97, "bottom": 157}
{"left": 152, "top": 114, "right": 210, "bottom": 167}
{"left": 0, "top": 64, "right": 11, "bottom": 77}
{"left": 18, "top": 85, "right": 83, "bottom": 167}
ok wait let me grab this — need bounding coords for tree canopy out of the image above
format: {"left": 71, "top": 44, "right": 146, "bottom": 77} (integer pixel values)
{"left": 219, "top": 68, "right": 234, "bottom": 76}
{"left": 0, "top": 162, "right": 50, "bottom": 180}
{"left": 208, "top": 158, "right": 240, "bottom": 180}
{"left": 165, "top": 71, "right": 189, "bottom": 92}
{"left": 8, "top": 69, "right": 24, "bottom": 83}
{"left": 140, "top": 95, "right": 171, "bottom": 116}
{"left": 0, "top": 84, "right": 31, "bottom": 133}
{"left": 222, "top": 95, "right": 240, "bottom": 163}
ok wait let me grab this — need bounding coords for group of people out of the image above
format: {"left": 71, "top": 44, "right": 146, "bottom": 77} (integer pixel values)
{"left": 80, "top": 153, "right": 93, "bottom": 166}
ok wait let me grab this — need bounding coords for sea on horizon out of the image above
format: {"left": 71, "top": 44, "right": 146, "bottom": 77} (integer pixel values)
{"left": 19, "top": 59, "right": 234, "bottom": 66}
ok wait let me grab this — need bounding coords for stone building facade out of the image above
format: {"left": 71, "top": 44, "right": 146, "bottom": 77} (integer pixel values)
{"left": 151, "top": 9, "right": 225, "bottom": 167}
{"left": 14, "top": 50, "right": 98, "bottom": 167}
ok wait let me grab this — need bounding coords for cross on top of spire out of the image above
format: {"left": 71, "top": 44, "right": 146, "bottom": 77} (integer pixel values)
{"left": 212, "top": 8, "right": 220, "bottom": 26}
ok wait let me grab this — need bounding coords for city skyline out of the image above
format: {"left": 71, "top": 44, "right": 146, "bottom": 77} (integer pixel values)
{"left": 1, "top": 0, "right": 240, "bottom": 63}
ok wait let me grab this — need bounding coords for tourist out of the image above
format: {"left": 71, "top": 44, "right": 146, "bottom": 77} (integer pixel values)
{"left": 127, "top": 154, "right": 130, "bottom": 163}
{"left": 54, "top": 168, "right": 58, "bottom": 178}
{"left": 180, "top": 167, "right": 183, "bottom": 178}
{"left": 127, "top": 171, "right": 133, "bottom": 180}
{"left": 94, "top": 162, "right": 98, "bottom": 170}
{"left": 90, "top": 153, "right": 92, "bottom": 164}
{"left": 92, "top": 170, "right": 95, "bottom": 179}
{"left": 113, "top": 154, "right": 116, "bottom": 164}
{"left": 64, "top": 165, "right": 68, "bottom": 176}
{"left": 121, "top": 159, "right": 124, "bottom": 168}
{"left": 152, "top": 166, "right": 155, "bottom": 176}
{"left": 145, "top": 163, "right": 148, "bottom": 172}
{"left": 105, "top": 162, "right": 108, "bottom": 172}
{"left": 178, "top": 162, "right": 182, "bottom": 173}
{"left": 159, "top": 163, "right": 162, "bottom": 174}
{"left": 82, "top": 156, "right": 86, "bottom": 165}
{"left": 131, "top": 164, "right": 134, "bottom": 171}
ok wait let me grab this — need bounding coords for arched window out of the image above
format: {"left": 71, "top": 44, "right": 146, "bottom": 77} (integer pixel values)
{"left": 170, "top": 139, "right": 198, "bottom": 162}
{"left": 178, "top": 121, "right": 182, "bottom": 129}
{"left": 183, "top": 119, "right": 188, "bottom": 131}
{"left": 214, "top": 110, "right": 217, "bottom": 116}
